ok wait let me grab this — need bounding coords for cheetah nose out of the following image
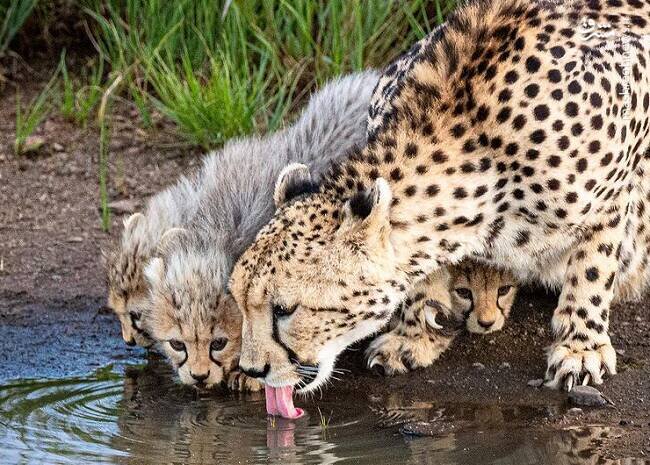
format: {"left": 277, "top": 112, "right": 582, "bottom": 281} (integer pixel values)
{"left": 477, "top": 319, "right": 496, "bottom": 330}
{"left": 191, "top": 371, "right": 210, "bottom": 383}
{"left": 125, "top": 338, "right": 137, "bottom": 347}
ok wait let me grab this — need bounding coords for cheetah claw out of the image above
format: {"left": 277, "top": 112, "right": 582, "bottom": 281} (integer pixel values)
{"left": 365, "top": 330, "right": 451, "bottom": 376}
{"left": 544, "top": 342, "right": 616, "bottom": 391}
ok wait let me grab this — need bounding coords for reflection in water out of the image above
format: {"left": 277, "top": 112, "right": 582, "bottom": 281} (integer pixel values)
{"left": 0, "top": 359, "right": 647, "bottom": 465}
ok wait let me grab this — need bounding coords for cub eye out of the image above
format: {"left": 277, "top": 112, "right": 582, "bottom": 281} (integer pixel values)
{"left": 169, "top": 339, "right": 186, "bottom": 352}
{"left": 210, "top": 338, "right": 228, "bottom": 352}
{"left": 498, "top": 285, "right": 513, "bottom": 296}
{"left": 454, "top": 288, "right": 473, "bottom": 300}
{"left": 273, "top": 304, "right": 296, "bottom": 318}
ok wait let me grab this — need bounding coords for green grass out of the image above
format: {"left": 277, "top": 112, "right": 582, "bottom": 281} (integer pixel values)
{"left": 4, "top": 0, "right": 457, "bottom": 227}
{"left": 0, "top": 0, "right": 38, "bottom": 58}
{"left": 14, "top": 65, "right": 59, "bottom": 155}
{"left": 8, "top": 1, "right": 457, "bottom": 146}
{"left": 80, "top": 0, "right": 454, "bottom": 146}
{"left": 58, "top": 53, "right": 107, "bottom": 127}
{"left": 98, "top": 74, "right": 123, "bottom": 232}
{"left": 145, "top": 50, "right": 267, "bottom": 148}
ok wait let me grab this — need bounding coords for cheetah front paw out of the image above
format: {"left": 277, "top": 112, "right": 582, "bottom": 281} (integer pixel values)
{"left": 544, "top": 341, "right": 617, "bottom": 390}
{"left": 365, "top": 330, "right": 452, "bottom": 376}
{"left": 227, "top": 370, "right": 264, "bottom": 392}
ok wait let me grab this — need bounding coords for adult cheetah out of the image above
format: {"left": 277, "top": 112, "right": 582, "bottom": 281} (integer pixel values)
{"left": 230, "top": 0, "right": 650, "bottom": 413}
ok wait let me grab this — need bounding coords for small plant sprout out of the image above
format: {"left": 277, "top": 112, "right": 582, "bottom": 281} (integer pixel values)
{"left": 97, "top": 74, "right": 123, "bottom": 232}
{"left": 317, "top": 407, "right": 333, "bottom": 432}
{"left": 14, "top": 66, "right": 59, "bottom": 155}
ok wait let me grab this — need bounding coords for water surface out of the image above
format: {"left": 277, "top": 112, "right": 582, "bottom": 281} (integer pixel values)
{"left": 0, "top": 305, "right": 644, "bottom": 465}
{"left": 0, "top": 359, "right": 637, "bottom": 465}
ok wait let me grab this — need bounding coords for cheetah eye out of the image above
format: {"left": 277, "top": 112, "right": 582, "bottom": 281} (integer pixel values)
{"left": 273, "top": 304, "right": 297, "bottom": 318}
{"left": 169, "top": 339, "right": 186, "bottom": 352}
{"left": 210, "top": 338, "right": 228, "bottom": 352}
{"left": 454, "top": 288, "right": 473, "bottom": 300}
{"left": 498, "top": 285, "right": 513, "bottom": 296}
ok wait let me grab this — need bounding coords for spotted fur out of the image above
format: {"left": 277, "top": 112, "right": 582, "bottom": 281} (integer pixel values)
{"left": 232, "top": 0, "right": 650, "bottom": 392}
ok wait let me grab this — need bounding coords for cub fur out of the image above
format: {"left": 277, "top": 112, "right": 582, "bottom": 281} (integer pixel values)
{"left": 142, "top": 71, "right": 380, "bottom": 390}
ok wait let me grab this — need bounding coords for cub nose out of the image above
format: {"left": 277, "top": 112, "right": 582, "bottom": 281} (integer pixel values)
{"left": 190, "top": 371, "right": 210, "bottom": 383}
{"left": 125, "top": 338, "right": 137, "bottom": 346}
{"left": 477, "top": 318, "right": 496, "bottom": 329}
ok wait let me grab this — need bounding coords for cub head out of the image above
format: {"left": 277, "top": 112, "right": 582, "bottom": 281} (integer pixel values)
{"left": 449, "top": 262, "right": 517, "bottom": 334}
{"left": 230, "top": 164, "right": 408, "bottom": 392}
{"left": 143, "top": 230, "right": 242, "bottom": 389}
{"left": 105, "top": 212, "right": 154, "bottom": 348}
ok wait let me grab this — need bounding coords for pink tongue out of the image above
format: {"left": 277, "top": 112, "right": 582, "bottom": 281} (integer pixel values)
{"left": 265, "top": 386, "right": 304, "bottom": 419}
{"left": 265, "top": 386, "right": 279, "bottom": 416}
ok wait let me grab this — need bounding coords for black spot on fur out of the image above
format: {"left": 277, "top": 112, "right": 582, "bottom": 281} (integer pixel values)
{"left": 349, "top": 191, "right": 373, "bottom": 219}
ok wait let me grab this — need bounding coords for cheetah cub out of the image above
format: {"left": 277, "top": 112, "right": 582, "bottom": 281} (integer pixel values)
{"left": 372, "top": 262, "right": 518, "bottom": 375}
{"left": 142, "top": 71, "right": 380, "bottom": 391}
{"left": 105, "top": 71, "right": 378, "bottom": 352}
{"left": 105, "top": 180, "right": 200, "bottom": 348}
{"left": 449, "top": 262, "right": 517, "bottom": 334}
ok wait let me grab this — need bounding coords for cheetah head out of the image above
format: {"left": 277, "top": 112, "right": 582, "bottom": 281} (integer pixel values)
{"left": 449, "top": 262, "right": 517, "bottom": 334}
{"left": 230, "top": 164, "right": 407, "bottom": 397}
{"left": 143, "top": 230, "right": 242, "bottom": 390}
{"left": 105, "top": 213, "right": 154, "bottom": 348}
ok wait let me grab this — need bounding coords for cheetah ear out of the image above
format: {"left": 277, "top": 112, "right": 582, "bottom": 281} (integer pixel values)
{"left": 274, "top": 163, "right": 319, "bottom": 207}
{"left": 339, "top": 178, "right": 392, "bottom": 238}
{"left": 144, "top": 257, "right": 165, "bottom": 287}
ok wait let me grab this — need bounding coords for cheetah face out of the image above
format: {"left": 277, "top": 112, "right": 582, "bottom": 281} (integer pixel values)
{"left": 450, "top": 262, "right": 517, "bottom": 334}
{"left": 144, "top": 256, "right": 242, "bottom": 390}
{"left": 231, "top": 165, "right": 406, "bottom": 392}
{"left": 105, "top": 213, "right": 154, "bottom": 348}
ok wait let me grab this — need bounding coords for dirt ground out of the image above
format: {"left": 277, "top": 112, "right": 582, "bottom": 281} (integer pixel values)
{"left": 1, "top": 74, "right": 649, "bottom": 460}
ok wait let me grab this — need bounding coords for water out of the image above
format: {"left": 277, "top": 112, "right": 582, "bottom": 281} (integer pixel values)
{"left": 0, "top": 305, "right": 645, "bottom": 465}
{"left": 0, "top": 358, "right": 639, "bottom": 465}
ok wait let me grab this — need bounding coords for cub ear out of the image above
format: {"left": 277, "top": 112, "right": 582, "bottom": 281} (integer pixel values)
{"left": 144, "top": 257, "right": 164, "bottom": 287}
{"left": 339, "top": 177, "right": 392, "bottom": 238}
{"left": 100, "top": 248, "right": 109, "bottom": 266}
{"left": 121, "top": 213, "right": 146, "bottom": 253}
{"left": 274, "top": 163, "right": 319, "bottom": 207}
{"left": 123, "top": 212, "right": 146, "bottom": 235}
{"left": 156, "top": 227, "right": 187, "bottom": 256}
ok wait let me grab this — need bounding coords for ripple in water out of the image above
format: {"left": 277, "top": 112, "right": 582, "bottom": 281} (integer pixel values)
{"left": 0, "top": 360, "right": 641, "bottom": 465}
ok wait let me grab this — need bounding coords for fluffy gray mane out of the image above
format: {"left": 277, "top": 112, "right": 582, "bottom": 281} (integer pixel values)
{"left": 153, "top": 70, "right": 380, "bottom": 295}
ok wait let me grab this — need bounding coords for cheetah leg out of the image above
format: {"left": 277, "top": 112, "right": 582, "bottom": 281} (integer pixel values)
{"left": 365, "top": 271, "right": 459, "bottom": 375}
{"left": 544, "top": 218, "right": 622, "bottom": 390}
